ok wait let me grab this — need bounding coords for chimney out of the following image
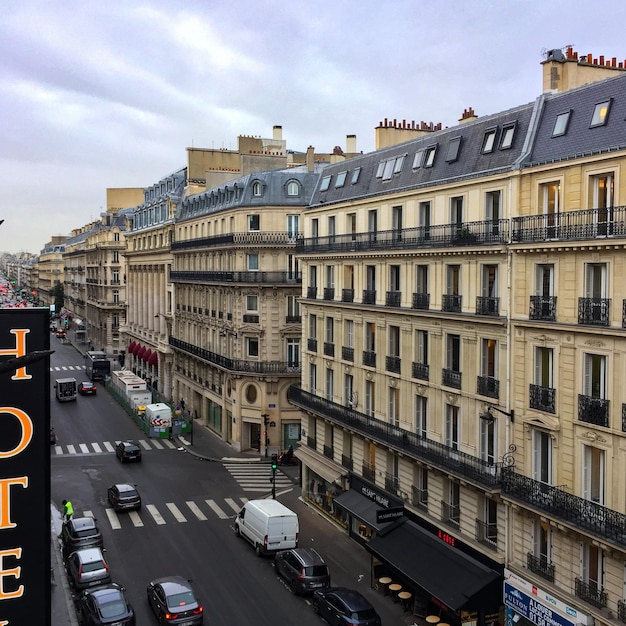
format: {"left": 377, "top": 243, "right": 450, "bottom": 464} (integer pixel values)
{"left": 346, "top": 134, "right": 357, "bottom": 154}
{"left": 306, "top": 146, "right": 315, "bottom": 172}
{"left": 273, "top": 125, "right": 283, "bottom": 140}
{"left": 459, "top": 107, "right": 478, "bottom": 124}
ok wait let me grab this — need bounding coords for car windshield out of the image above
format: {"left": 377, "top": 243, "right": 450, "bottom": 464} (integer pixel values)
{"left": 120, "top": 489, "right": 138, "bottom": 498}
{"left": 76, "top": 528, "right": 97, "bottom": 538}
{"left": 167, "top": 590, "right": 196, "bottom": 608}
{"left": 305, "top": 565, "right": 328, "bottom": 576}
{"left": 82, "top": 561, "right": 105, "bottom": 573}
{"left": 125, "top": 446, "right": 139, "bottom": 452}
{"left": 98, "top": 600, "right": 126, "bottom": 618}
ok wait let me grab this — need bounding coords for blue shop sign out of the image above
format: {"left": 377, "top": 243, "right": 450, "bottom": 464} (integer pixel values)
{"left": 504, "top": 583, "right": 577, "bottom": 626}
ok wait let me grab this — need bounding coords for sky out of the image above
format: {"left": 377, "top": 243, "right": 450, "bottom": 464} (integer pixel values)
{"left": 2, "top": 0, "right": 626, "bottom": 254}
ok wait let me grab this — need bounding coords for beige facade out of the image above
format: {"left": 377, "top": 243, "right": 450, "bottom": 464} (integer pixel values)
{"left": 37, "top": 236, "right": 68, "bottom": 307}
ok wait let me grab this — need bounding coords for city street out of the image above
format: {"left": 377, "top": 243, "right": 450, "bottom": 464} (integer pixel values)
{"left": 49, "top": 334, "right": 409, "bottom": 625}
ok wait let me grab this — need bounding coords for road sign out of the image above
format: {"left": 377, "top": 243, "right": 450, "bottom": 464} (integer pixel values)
{"left": 376, "top": 507, "right": 404, "bottom": 523}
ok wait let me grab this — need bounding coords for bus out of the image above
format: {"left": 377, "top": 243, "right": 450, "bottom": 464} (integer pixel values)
{"left": 85, "top": 350, "right": 111, "bottom": 381}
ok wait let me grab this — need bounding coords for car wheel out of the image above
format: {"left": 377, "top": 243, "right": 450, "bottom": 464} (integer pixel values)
{"left": 312, "top": 598, "right": 320, "bottom": 614}
{"left": 234, "top": 525, "right": 240, "bottom": 537}
{"left": 255, "top": 543, "right": 262, "bottom": 556}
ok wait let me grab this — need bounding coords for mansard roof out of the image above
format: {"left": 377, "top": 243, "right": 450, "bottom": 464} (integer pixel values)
{"left": 177, "top": 169, "right": 319, "bottom": 222}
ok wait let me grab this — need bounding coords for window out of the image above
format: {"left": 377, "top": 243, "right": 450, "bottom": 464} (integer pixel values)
{"left": 113, "top": 232, "right": 120, "bottom": 242}
{"left": 389, "top": 386, "right": 400, "bottom": 426}
{"left": 450, "top": 196, "right": 464, "bottom": 227}
{"left": 447, "top": 480, "right": 460, "bottom": 524}
{"left": 113, "top": 290, "right": 119, "bottom": 304}
{"left": 481, "top": 338, "right": 497, "bottom": 378}
{"left": 309, "top": 363, "right": 317, "bottom": 393}
{"left": 287, "top": 339, "right": 300, "bottom": 368}
{"left": 112, "top": 251, "right": 119, "bottom": 263}
{"left": 446, "top": 334, "right": 461, "bottom": 372}
{"left": 590, "top": 99, "right": 611, "bottom": 127}
{"left": 534, "top": 520, "right": 552, "bottom": 566}
{"left": 252, "top": 181, "right": 262, "bottom": 197}
{"left": 347, "top": 213, "right": 357, "bottom": 240}
{"left": 583, "top": 353, "right": 607, "bottom": 399}
{"left": 535, "top": 346, "right": 554, "bottom": 389}
{"left": 325, "top": 368, "right": 334, "bottom": 402}
{"left": 393, "top": 155, "right": 405, "bottom": 173}
{"left": 365, "top": 380, "right": 375, "bottom": 417}
{"left": 540, "top": 181, "right": 560, "bottom": 231}
{"left": 485, "top": 190, "right": 501, "bottom": 222}
{"left": 415, "top": 395, "right": 427, "bottom": 438}
{"left": 345, "top": 319, "right": 354, "bottom": 348}
{"left": 580, "top": 543, "right": 604, "bottom": 594}
{"left": 286, "top": 180, "right": 300, "bottom": 196}
{"left": 532, "top": 430, "right": 552, "bottom": 484}
{"left": 325, "top": 317, "right": 334, "bottom": 343}
{"left": 309, "top": 314, "right": 317, "bottom": 340}
{"left": 246, "top": 337, "right": 259, "bottom": 358}
{"left": 480, "top": 413, "right": 496, "bottom": 464}
{"left": 248, "top": 214, "right": 260, "bottom": 231}
{"left": 287, "top": 295, "right": 300, "bottom": 318}
{"left": 375, "top": 162, "right": 385, "bottom": 178}
{"left": 553, "top": 111, "right": 571, "bottom": 136}
{"left": 392, "top": 205, "right": 403, "bottom": 240}
{"left": 388, "top": 325, "right": 400, "bottom": 358}
{"left": 419, "top": 201, "right": 431, "bottom": 240}
{"left": 287, "top": 214, "right": 299, "bottom": 238}
{"left": 365, "top": 321, "right": 375, "bottom": 352}
{"left": 582, "top": 445, "right": 605, "bottom": 504}
{"left": 328, "top": 216, "right": 336, "bottom": 242}
{"left": 416, "top": 330, "right": 428, "bottom": 366}
{"left": 445, "top": 404, "right": 459, "bottom": 450}
{"left": 445, "top": 137, "right": 462, "bottom": 162}
{"left": 368, "top": 209, "right": 378, "bottom": 242}
{"left": 246, "top": 295, "right": 258, "bottom": 312}
{"left": 335, "top": 171, "right": 347, "bottom": 188}
{"left": 412, "top": 150, "right": 425, "bottom": 169}
{"left": 416, "top": 467, "right": 428, "bottom": 507}
{"left": 325, "top": 265, "right": 335, "bottom": 289}
{"left": 500, "top": 123, "right": 516, "bottom": 149}
{"left": 382, "top": 159, "right": 395, "bottom": 180}
{"left": 424, "top": 145, "right": 437, "bottom": 167}
{"left": 446, "top": 265, "right": 461, "bottom": 296}
{"left": 481, "top": 128, "right": 497, "bottom": 153}
{"left": 344, "top": 373, "right": 355, "bottom": 407}
{"left": 247, "top": 254, "right": 259, "bottom": 270}
{"left": 319, "top": 176, "right": 331, "bottom": 192}
{"left": 350, "top": 168, "right": 361, "bottom": 184}
{"left": 112, "top": 269, "right": 119, "bottom": 284}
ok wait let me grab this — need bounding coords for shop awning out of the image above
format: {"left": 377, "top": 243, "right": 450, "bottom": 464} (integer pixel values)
{"left": 136, "top": 345, "right": 146, "bottom": 359}
{"left": 128, "top": 341, "right": 137, "bottom": 354}
{"left": 366, "top": 521, "right": 501, "bottom": 611}
{"left": 143, "top": 348, "right": 152, "bottom": 362}
{"left": 333, "top": 489, "right": 399, "bottom": 533}
{"left": 148, "top": 351, "right": 158, "bottom": 366}
{"left": 296, "top": 445, "right": 347, "bottom": 485}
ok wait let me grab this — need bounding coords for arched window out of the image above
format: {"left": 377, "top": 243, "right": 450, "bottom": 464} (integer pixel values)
{"left": 286, "top": 180, "right": 300, "bottom": 196}
{"left": 252, "top": 181, "right": 263, "bottom": 197}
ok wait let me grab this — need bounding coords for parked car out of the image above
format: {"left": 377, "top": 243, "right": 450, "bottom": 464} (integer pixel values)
{"left": 76, "top": 583, "right": 135, "bottom": 625}
{"left": 65, "top": 547, "right": 111, "bottom": 590}
{"left": 50, "top": 426, "right": 57, "bottom": 445}
{"left": 115, "top": 441, "right": 142, "bottom": 463}
{"left": 107, "top": 483, "right": 141, "bottom": 512}
{"left": 312, "top": 588, "right": 381, "bottom": 626}
{"left": 146, "top": 576, "right": 204, "bottom": 625}
{"left": 61, "top": 517, "right": 103, "bottom": 559}
{"left": 275, "top": 547, "right": 330, "bottom": 594}
{"left": 79, "top": 381, "right": 97, "bottom": 396}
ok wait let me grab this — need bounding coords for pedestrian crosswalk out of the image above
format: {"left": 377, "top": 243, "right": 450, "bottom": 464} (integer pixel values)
{"left": 50, "top": 365, "right": 86, "bottom": 372}
{"left": 224, "top": 462, "right": 293, "bottom": 492}
{"left": 79, "top": 497, "right": 249, "bottom": 530}
{"left": 52, "top": 438, "right": 178, "bottom": 456}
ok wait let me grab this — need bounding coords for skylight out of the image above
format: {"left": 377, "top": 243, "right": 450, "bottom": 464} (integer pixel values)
{"left": 553, "top": 111, "right": 571, "bottom": 137}
{"left": 590, "top": 99, "right": 611, "bottom": 127}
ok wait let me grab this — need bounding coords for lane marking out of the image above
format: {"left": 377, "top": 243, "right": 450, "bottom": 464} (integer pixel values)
{"left": 105, "top": 508, "right": 121, "bottom": 530}
{"left": 166, "top": 502, "right": 187, "bottom": 523}
{"left": 151, "top": 440, "right": 164, "bottom": 450}
{"left": 79, "top": 444, "right": 89, "bottom": 454}
{"left": 138, "top": 440, "right": 151, "bottom": 450}
{"left": 205, "top": 499, "right": 228, "bottom": 519}
{"left": 162, "top": 439, "right": 176, "bottom": 449}
{"left": 67, "top": 445, "right": 76, "bottom": 454}
{"left": 146, "top": 504, "right": 166, "bottom": 525}
{"left": 103, "top": 442, "right": 115, "bottom": 452}
{"left": 129, "top": 510, "right": 143, "bottom": 527}
{"left": 186, "top": 501, "right": 207, "bottom": 521}
{"left": 92, "top": 443, "right": 102, "bottom": 453}
{"left": 225, "top": 498, "right": 242, "bottom": 513}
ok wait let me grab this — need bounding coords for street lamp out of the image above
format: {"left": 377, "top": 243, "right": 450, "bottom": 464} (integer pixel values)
{"left": 480, "top": 405, "right": 515, "bottom": 422}
{"left": 262, "top": 413, "right": 269, "bottom": 458}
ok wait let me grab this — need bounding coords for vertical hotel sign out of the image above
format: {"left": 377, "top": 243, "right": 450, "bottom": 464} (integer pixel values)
{"left": 0, "top": 310, "right": 50, "bottom": 625}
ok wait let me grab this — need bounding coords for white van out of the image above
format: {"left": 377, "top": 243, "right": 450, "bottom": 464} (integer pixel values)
{"left": 234, "top": 499, "right": 299, "bottom": 556}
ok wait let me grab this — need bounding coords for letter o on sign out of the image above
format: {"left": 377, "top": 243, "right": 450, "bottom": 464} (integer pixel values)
{"left": 0, "top": 407, "right": 33, "bottom": 458}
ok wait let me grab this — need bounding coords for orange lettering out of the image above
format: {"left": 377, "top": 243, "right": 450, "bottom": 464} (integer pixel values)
{"left": 0, "top": 409, "right": 33, "bottom": 458}
{"left": 0, "top": 478, "right": 27, "bottom": 529}
{"left": 0, "top": 548, "right": 23, "bottom": 600}
{"left": 0, "top": 329, "right": 31, "bottom": 380}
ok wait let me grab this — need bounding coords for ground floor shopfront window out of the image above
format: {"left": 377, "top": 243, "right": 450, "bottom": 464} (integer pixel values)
{"left": 304, "top": 471, "right": 347, "bottom": 528}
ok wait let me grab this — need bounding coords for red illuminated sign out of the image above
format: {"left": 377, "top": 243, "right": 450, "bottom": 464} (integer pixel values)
{"left": 437, "top": 529, "right": 456, "bottom": 547}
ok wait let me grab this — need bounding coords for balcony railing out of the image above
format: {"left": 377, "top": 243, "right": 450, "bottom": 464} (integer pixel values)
{"left": 169, "top": 336, "right": 300, "bottom": 375}
{"left": 477, "top": 376, "right": 499, "bottom": 399}
{"left": 323, "top": 342, "right": 335, "bottom": 357}
{"left": 171, "top": 231, "right": 302, "bottom": 250}
{"left": 342, "top": 346, "right": 354, "bottom": 362}
{"left": 323, "top": 287, "right": 335, "bottom": 301}
{"left": 618, "top": 599, "right": 626, "bottom": 623}
{"left": 362, "top": 290, "right": 376, "bottom": 305}
{"left": 529, "top": 384, "right": 556, "bottom": 413}
{"left": 623, "top": 300, "right": 626, "bottom": 329}
{"left": 501, "top": 468, "right": 626, "bottom": 548}
{"left": 412, "top": 486, "right": 428, "bottom": 510}
{"left": 363, "top": 350, "right": 376, "bottom": 368}
{"left": 323, "top": 445, "right": 334, "bottom": 459}
{"left": 307, "top": 338, "right": 318, "bottom": 352}
{"left": 285, "top": 315, "right": 301, "bottom": 323}
{"left": 578, "top": 297, "right": 610, "bottom": 326}
{"left": 442, "top": 368, "right": 462, "bottom": 389}
{"left": 362, "top": 462, "right": 375, "bottom": 483}
{"left": 529, "top": 296, "right": 557, "bottom": 321}
{"left": 384, "top": 473, "right": 399, "bottom": 494}
{"left": 623, "top": 403, "right": 626, "bottom": 432}
{"left": 578, "top": 394, "right": 609, "bottom": 427}
{"left": 288, "top": 386, "right": 501, "bottom": 488}
{"left": 476, "top": 296, "right": 500, "bottom": 316}
{"left": 441, "top": 501, "right": 460, "bottom": 527}
{"left": 243, "top": 314, "right": 259, "bottom": 323}
{"left": 385, "top": 355, "right": 401, "bottom": 374}
{"left": 307, "top": 286, "right": 317, "bottom": 299}
{"left": 442, "top": 294, "right": 462, "bottom": 312}
{"left": 342, "top": 288, "right": 354, "bottom": 303}
{"left": 341, "top": 454, "right": 353, "bottom": 471}
{"left": 526, "top": 552, "right": 555, "bottom": 583}
{"left": 170, "top": 270, "right": 301, "bottom": 285}
{"left": 574, "top": 578, "right": 607, "bottom": 609}
{"left": 475, "top": 519, "right": 498, "bottom": 550}
{"left": 412, "top": 292, "right": 430, "bottom": 310}
{"left": 386, "top": 291, "right": 401, "bottom": 307}
{"left": 411, "top": 362, "right": 429, "bottom": 381}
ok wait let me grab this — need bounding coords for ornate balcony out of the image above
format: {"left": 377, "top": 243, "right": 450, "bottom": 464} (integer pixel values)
{"left": 529, "top": 384, "right": 556, "bottom": 413}
{"left": 323, "top": 287, "right": 335, "bottom": 301}
{"left": 362, "top": 290, "right": 376, "bottom": 305}
{"left": 578, "top": 394, "right": 609, "bottom": 427}
{"left": 288, "top": 386, "right": 501, "bottom": 488}
{"left": 307, "top": 338, "right": 318, "bottom": 352}
{"left": 307, "top": 286, "right": 317, "bottom": 299}
{"left": 171, "top": 231, "right": 302, "bottom": 250}
{"left": 411, "top": 362, "right": 429, "bottom": 381}
{"left": 386, "top": 291, "right": 401, "bottom": 307}
{"left": 323, "top": 342, "right": 335, "bottom": 357}
{"left": 341, "top": 346, "right": 354, "bottom": 362}
{"left": 170, "top": 270, "right": 301, "bottom": 285}
{"left": 530, "top": 296, "right": 557, "bottom": 321}
{"left": 323, "top": 444, "right": 334, "bottom": 459}
{"left": 362, "top": 462, "right": 375, "bottom": 483}
{"left": 243, "top": 314, "right": 259, "bottom": 323}
{"left": 476, "top": 296, "right": 500, "bottom": 316}
{"left": 363, "top": 350, "right": 376, "bottom": 368}
{"left": 574, "top": 578, "right": 607, "bottom": 609}
{"left": 475, "top": 519, "right": 498, "bottom": 550}
{"left": 412, "top": 486, "right": 428, "bottom": 510}
{"left": 578, "top": 297, "right": 610, "bottom": 326}
{"left": 412, "top": 292, "right": 430, "bottom": 310}
{"left": 342, "top": 288, "right": 354, "bottom": 303}
{"left": 442, "top": 294, "right": 462, "bottom": 312}
{"left": 442, "top": 368, "right": 462, "bottom": 389}
{"left": 341, "top": 454, "right": 353, "bottom": 471}
{"left": 385, "top": 355, "right": 401, "bottom": 374}
{"left": 618, "top": 599, "right": 626, "bottom": 623}
{"left": 526, "top": 552, "right": 555, "bottom": 583}
{"left": 441, "top": 501, "right": 460, "bottom": 526}
{"left": 477, "top": 376, "right": 499, "bottom": 399}
{"left": 501, "top": 468, "right": 626, "bottom": 548}
{"left": 384, "top": 473, "right": 399, "bottom": 494}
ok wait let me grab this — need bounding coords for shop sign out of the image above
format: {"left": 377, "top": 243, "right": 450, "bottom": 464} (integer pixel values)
{"left": 376, "top": 507, "right": 403, "bottom": 523}
{"left": 504, "top": 583, "right": 576, "bottom": 626}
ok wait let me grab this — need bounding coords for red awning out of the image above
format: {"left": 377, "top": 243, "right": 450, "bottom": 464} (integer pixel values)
{"left": 128, "top": 341, "right": 136, "bottom": 354}
{"left": 148, "top": 351, "right": 158, "bottom": 366}
{"left": 142, "top": 348, "right": 152, "bottom": 363}
{"left": 136, "top": 345, "right": 146, "bottom": 360}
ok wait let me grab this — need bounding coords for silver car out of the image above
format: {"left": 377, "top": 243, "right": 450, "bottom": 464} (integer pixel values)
{"left": 65, "top": 547, "right": 111, "bottom": 590}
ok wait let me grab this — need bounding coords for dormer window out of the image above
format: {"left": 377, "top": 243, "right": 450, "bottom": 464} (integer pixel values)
{"left": 252, "top": 181, "right": 263, "bottom": 197}
{"left": 481, "top": 128, "right": 497, "bottom": 153}
{"left": 590, "top": 99, "right": 611, "bottom": 127}
{"left": 445, "top": 137, "right": 462, "bottom": 162}
{"left": 351, "top": 168, "right": 361, "bottom": 184}
{"left": 413, "top": 150, "right": 425, "bottom": 169}
{"left": 335, "top": 171, "right": 347, "bottom": 188}
{"left": 424, "top": 145, "right": 437, "bottom": 167}
{"left": 500, "top": 123, "right": 516, "bottom": 149}
{"left": 320, "top": 176, "right": 331, "bottom": 192}
{"left": 287, "top": 180, "right": 300, "bottom": 196}
{"left": 553, "top": 111, "right": 571, "bottom": 137}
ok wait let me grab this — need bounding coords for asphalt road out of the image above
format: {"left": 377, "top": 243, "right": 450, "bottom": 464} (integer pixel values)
{"left": 49, "top": 334, "right": 409, "bottom": 625}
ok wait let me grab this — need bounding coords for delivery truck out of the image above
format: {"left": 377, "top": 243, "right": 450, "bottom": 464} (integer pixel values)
{"left": 143, "top": 403, "right": 172, "bottom": 438}
{"left": 55, "top": 378, "right": 77, "bottom": 402}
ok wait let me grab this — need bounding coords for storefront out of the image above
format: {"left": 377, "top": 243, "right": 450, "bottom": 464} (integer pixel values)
{"left": 503, "top": 569, "right": 590, "bottom": 626}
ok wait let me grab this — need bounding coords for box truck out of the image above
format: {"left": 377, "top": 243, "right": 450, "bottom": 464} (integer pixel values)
{"left": 144, "top": 403, "right": 172, "bottom": 428}
{"left": 235, "top": 499, "right": 299, "bottom": 556}
{"left": 55, "top": 378, "right": 77, "bottom": 402}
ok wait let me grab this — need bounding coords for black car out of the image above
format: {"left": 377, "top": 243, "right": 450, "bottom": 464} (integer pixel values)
{"left": 61, "top": 517, "right": 103, "bottom": 559}
{"left": 79, "top": 381, "right": 97, "bottom": 395}
{"left": 146, "top": 576, "right": 204, "bottom": 625}
{"left": 77, "top": 583, "right": 136, "bottom": 625}
{"left": 115, "top": 441, "right": 142, "bottom": 463}
{"left": 312, "top": 588, "right": 381, "bottom": 626}
{"left": 275, "top": 548, "right": 330, "bottom": 594}
{"left": 107, "top": 483, "right": 141, "bottom": 512}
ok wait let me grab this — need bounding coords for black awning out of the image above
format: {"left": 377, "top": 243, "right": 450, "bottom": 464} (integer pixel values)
{"left": 366, "top": 521, "right": 501, "bottom": 611}
{"left": 334, "top": 489, "right": 399, "bottom": 533}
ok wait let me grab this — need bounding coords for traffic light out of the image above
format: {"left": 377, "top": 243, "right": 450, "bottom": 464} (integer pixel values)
{"left": 271, "top": 453, "right": 278, "bottom": 470}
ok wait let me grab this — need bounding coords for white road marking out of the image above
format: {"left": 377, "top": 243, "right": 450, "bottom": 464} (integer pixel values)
{"left": 92, "top": 443, "right": 102, "bottom": 453}
{"left": 54, "top": 445, "right": 63, "bottom": 454}
{"left": 225, "top": 498, "right": 243, "bottom": 513}
{"left": 103, "top": 442, "right": 115, "bottom": 453}
{"left": 67, "top": 445, "right": 76, "bottom": 454}
{"left": 105, "top": 509, "right": 121, "bottom": 530}
{"left": 186, "top": 501, "right": 207, "bottom": 521}
{"left": 162, "top": 439, "right": 176, "bottom": 449}
{"left": 129, "top": 510, "right": 143, "bottom": 527}
{"left": 138, "top": 440, "right": 151, "bottom": 450}
{"left": 83, "top": 510, "right": 94, "bottom": 518}
{"left": 79, "top": 444, "right": 89, "bottom": 454}
{"left": 205, "top": 499, "right": 228, "bottom": 519}
{"left": 146, "top": 504, "right": 166, "bottom": 525}
{"left": 151, "top": 440, "right": 164, "bottom": 449}
{"left": 166, "top": 503, "right": 187, "bottom": 523}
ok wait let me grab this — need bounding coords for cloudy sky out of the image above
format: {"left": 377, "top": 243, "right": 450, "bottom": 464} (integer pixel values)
{"left": 2, "top": 0, "right": 626, "bottom": 254}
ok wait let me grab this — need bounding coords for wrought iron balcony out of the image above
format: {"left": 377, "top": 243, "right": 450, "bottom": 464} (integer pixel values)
{"left": 307, "top": 436, "right": 317, "bottom": 450}
{"left": 476, "top": 296, "right": 500, "bottom": 316}
{"left": 475, "top": 519, "right": 498, "bottom": 550}
{"left": 623, "top": 300, "right": 626, "bottom": 329}
{"left": 385, "top": 355, "right": 401, "bottom": 374}
{"left": 323, "top": 342, "right": 335, "bottom": 357}
{"left": 501, "top": 468, "right": 626, "bottom": 548}
{"left": 169, "top": 336, "right": 301, "bottom": 375}
{"left": 412, "top": 292, "right": 430, "bottom": 310}
{"left": 477, "top": 376, "right": 499, "bottom": 399}
{"left": 170, "top": 270, "right": 302, "bottom": 285}
{"left": 623, "top": 403, "right": 626, "bottom": 432}
{"left": 578, "top": 297, "right": 610, "bottom": 326}
{"left": 307, "top": 338, "right": 318, "bottom": 352}
{"left": 363, "top": 350, "right": 376, "bottom": 368}
{"left": 574, "top": 578, "right": 607, "bottom": 609}
{"left": 342, "top": 346, "right": 354, "bottom": 362}
{"left": 526, "top": 552, "right": 555, "bottom": 583}
{"left": 342, "top": 288, "right": 354, "bottom": 303}
{"left": 307, "top": 286, "right": 317, "bottom": 299}
{"left": 362, "top": 290, "right": 376, "bottom": 305}
{"left": 386, "top": 291, "right": 401, "bottom": 307}
{"left": 341, "top": 454, "right": 353, "bottom": 471}
{"left": 411, "top": 362, "right": 429, "bottom": 381}
{"left": 323, "top": 287, "right": 335, "bottom": 301}
{"left": 288, "top": 386, "right": 501, "bottom": 488}
{"left": 578, "top": 394, "right": 609, "bottom": 427}
{"left": 442, "top": 294, "right": 462, "bottom": 312}
{"left": 362, "top": 462, "right": 375, "bottom": 483}
{"left": 529, "top": 296, "right": 557, "bottom": 321}
{"left": 441, "top": 501, "right": 460, "bottom": 526}
{"left": 618, "top": 599, "right": 626, "bottom": 623}
{"left": 529, "top": 384, "right": 556, "bottom": 413}
{"left": 285, "top": 315, "right": 301, "bottom": 323}
{"left": 412, "top": 486, "right": 428, "bottom": 510}
{"left": 384, "top": 473, "right": 399, "bottom": 494}
{"left": 442, "top": 368, "right": 462, "bottom": 389}
{"left": 323, "top": 444, "right": 334, "bottom": 459}
{"left": 171, "top": 231, "right": 302, "bottom": 250}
